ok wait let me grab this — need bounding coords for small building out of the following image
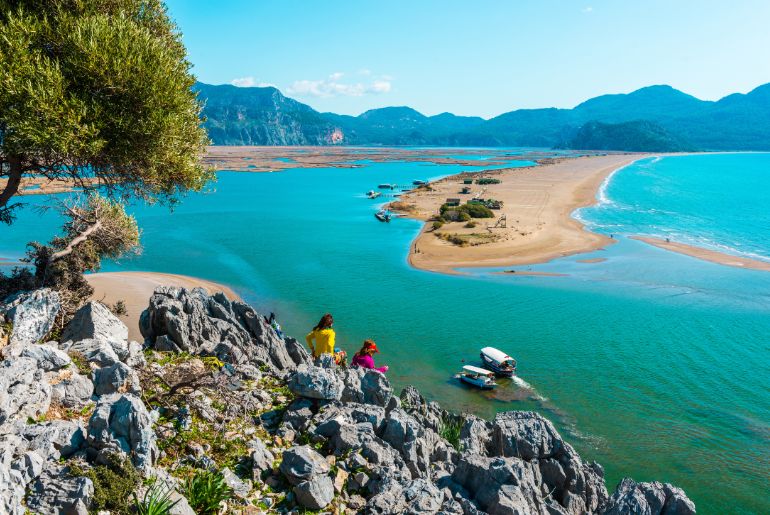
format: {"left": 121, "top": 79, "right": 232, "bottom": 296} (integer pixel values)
{"left": 445, "top": 198, "right": 461, "bottom": 206}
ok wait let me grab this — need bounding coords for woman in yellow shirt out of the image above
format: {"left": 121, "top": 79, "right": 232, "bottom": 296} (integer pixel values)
{"left": 306, "top": 313, "right": 336, "bottom": 358}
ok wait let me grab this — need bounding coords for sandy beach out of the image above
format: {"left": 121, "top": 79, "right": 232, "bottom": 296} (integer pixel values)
{"left": 393, "top": 153, "right": 650, "bottom": 273}
{"left": 85, "top": 271, "right": 240, "bottom": 341}
{"left": 631, "top": 236, "right": 770, "bottom": 272}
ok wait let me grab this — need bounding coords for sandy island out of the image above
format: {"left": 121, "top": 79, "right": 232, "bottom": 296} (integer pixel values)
{"left": 85, "top": 272, "right": 239, "bottom": 341}
{"left": 631, "top": 236, "right": 770, "bottom": 272}
{"left": 392, "top": 154, "right": 650, "bottom": 274}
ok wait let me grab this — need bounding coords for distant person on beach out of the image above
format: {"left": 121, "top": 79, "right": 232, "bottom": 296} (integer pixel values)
{"left": 351, "top": 339, "right": 388, "bottom": 373}
{"left": 306, "top": 313, "right": 346, "bottom": 365}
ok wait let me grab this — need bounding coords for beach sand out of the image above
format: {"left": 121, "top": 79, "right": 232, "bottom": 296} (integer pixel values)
{"left": 85, "top": 272, "right": 240, "bottom": 341}
{"left": 393, "top": 154, "right": 650, "bottom": 273}
{"left": 631, "top": 236, "right": 770, "bottom": 272}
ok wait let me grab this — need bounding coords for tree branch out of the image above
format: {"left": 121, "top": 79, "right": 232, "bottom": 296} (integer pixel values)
{"left": 48, "top": 220, "right": 102, "bottom": 263}
{"left": 0, "top": 156, "right": 23, "bottom": 210}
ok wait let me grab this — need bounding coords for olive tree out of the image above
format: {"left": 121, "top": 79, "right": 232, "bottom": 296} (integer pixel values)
{"left": 0, "top": 0, "right": 212, "bottom": 224}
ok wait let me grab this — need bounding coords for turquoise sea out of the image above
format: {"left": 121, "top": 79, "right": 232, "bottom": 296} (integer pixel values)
{"left": 3, "top": 152, "right": 769, "bottom": 514}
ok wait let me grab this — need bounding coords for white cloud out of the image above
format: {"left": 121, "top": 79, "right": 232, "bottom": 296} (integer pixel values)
{"left": 582, "top": 6, "right": 593, "bottom": 13}
{"left": 231, "top": 77, "right": 276, "bottom": 88}
{"left": 358, "top": 68, "right": 372, "bottom": 76}
{"left": 287, "top": 72, "right": 393, "bottom": 98}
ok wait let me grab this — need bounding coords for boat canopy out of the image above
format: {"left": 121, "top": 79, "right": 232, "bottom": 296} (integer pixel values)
{"left": 481, "top": 347, "right": 513, "bottom": 363}
{"left": 463, "top": 365, "right": 494, "bottom": 376}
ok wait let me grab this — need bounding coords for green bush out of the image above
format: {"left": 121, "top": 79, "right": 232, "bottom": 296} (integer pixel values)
{"left": 476, "top": 178, "right": 501, "bottom": 185}
{"left": 461, "top": 203, "right": 494, "bottom": 218}
{"left": 182, "top": 470, "right": 233, "bottom": 515}
{"left": 432, "top": 220, "right": 444, "bottom": 231}
{"left": 458, "top": 211, "right": 471, "bottom": 222}
{"left": 439, "top": 416, "right": 464, "bottom": 451}
{"left": 68, "top": 454, "right": 141, "bottom": 514}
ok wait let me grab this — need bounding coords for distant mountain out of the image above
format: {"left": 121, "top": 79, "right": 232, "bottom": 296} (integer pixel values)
{"left": 562, "top": 120, "right": 695, "bottom": 152}
{"left": 196, "top": 81, "right": 770, "bottom": 150}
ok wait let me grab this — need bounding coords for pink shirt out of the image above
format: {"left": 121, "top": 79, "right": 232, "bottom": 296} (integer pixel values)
{"left": 351, "top": 353, "right": 388, "bottom": 373}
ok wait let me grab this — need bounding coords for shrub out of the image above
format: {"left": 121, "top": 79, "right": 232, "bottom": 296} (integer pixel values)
{"left": 439, "top": 416, "right": 464, "bottom": 451}
{"left": 68, "top": 454, "right": 141, "bottom": 514}
{"left": 432, "top": 220, "right": 444, "bottom": 231}
{"left": 111, "top": 300, "right": 128, "bottom": 317}
{"left": 476, "top": 178, "right": 501, "bottom": 185}
{"left": 458, "top": 211, "right": 471, "bottom": 222}
{"left": 461, "top": 203, "right": 494, "bottom": 218}
{"left": 133, "top": 480, "right": 180, "bottom": 515}
{"left": 465, "top": 221, "right": 477, "bottom": 228}
{"left": 182, "top": 469, "right": 233, "bottom": 515}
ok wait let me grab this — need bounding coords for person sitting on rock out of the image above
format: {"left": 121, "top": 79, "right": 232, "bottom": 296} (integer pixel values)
{"left": 306, "top": 313, "right": 348, "bottom": 366}
{"left": 351, "top": 339, "right": 388, "bottom": 373}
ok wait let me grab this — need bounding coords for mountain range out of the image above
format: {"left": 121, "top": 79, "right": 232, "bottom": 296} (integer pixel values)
{"left": 194, "top": 81, "right": 770, "bottom": 151}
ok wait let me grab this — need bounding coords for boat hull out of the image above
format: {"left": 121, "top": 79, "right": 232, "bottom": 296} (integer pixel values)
{"left": 459, "top": 375, "right": 497, "bottom": 389}
{"left": 480, "top": 353, "right": 516, "bottom": 377}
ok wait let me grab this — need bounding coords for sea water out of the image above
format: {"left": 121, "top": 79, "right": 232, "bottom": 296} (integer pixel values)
{"left": 2, "top": 153, "right": 769, "bottom": 513}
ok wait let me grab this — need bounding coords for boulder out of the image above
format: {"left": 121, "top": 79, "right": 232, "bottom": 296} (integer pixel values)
{"left": 341, "top": 367, "right": 393, "bottom": 407}
{"left": 62, "top": 301, "right": 129, "bottom": 357}
{"left": 288, "top": 365, "right": 342, "bottom": 400}
{"left": 21, "top": 420, "right": 87, "bottom": 460}
{"left": 50, "top": 371, "right": 94, "bottom": 408}
{"left": 603, "top": 478, "right": 696, "bottom": 515}
{"left": 87, "top": 393, "right": 157, "bottom": 472}
{"left": 248, "top": 437, "right": 275, "bottom": 480}
{"left": 294, "top": 474, "right": 334, "bottom": 510}
{"left": 222, "top": 466, "right": 252, "bottom": 499}
{"left": 61, "top": 338, "right": 121, "bottom": 367}
{"left": 0, "top": 288, "right": 61, "bottom": 350}
{"left": 279, "top": 445, "right": 330, "bottom": 485}
{"left": 21, "top": 343, "right": 72, "bottom": 371}
{"left": 93, "top": 361, "right": 141, "bottom": 396}
{"left": 0, "top": 435, "right": 26, "bottom": 515}
{"left": 125, "top": 340, "right": 147, "bottom": 368}
{"left": 26, "top": 464, "right": 93, "bottom": 515}
{"left": 491, "top": 411, "right": 565, "bottom": 460}
{"left": 0, "top": 357, "right": 51, "bottom": 431}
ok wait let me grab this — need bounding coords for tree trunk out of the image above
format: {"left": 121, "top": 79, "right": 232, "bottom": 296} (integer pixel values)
{"left": 48, "top": 220, "right": 103, "bottom": 263}
{"left": 0, "top": 156, "right": 23, "bottom": 209}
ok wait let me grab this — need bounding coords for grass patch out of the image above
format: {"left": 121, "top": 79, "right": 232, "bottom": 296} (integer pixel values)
{"left": 439, "top": 416, "right": 464, "bottom": 451}
{"left": 182, "top": 469, "right": 233, "bottom": 515}
{"left": 69, "top": 454, "right": 141, "bottom": 514}
{"left": 435, "top": 232, "right": 499, "bottom": 247}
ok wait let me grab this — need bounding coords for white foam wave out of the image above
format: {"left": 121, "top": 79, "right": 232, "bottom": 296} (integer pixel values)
{"left": 511, "top": 375, "right": 548, "bottom": 401}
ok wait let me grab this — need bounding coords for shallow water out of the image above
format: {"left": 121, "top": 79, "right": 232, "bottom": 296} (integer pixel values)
{"left": 3, "top": 153, "right": 769, "bottom": 513}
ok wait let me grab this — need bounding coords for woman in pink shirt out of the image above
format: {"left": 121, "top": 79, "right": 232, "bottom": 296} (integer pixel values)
{"left": 351, "top": 339, "right": 388, "bottom": 373}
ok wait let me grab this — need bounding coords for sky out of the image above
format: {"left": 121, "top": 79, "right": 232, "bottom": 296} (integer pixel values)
{"left": 165, "top": 0, "right": 770, "bottom": 118}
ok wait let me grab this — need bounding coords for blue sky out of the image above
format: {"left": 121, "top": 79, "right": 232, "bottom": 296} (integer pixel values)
{"left": 166, "top": 0, "right": 770, "bottom": 118}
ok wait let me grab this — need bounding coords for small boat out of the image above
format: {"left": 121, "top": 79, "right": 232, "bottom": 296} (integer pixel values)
{"left": 378, "top": 183, "right": 394, "bottom": 189}
{"left": 480, "top": 347, "right": 517, "bottom": 377}
{"left": 412, "top": 180, "right": 428, "bottom": 186}
{"left": 374, "top": 209, "right": 392, "bottom": 223}
{"left": 458, "top": 365, "right": 497, "bottom": 389}
{"left": 366, "top": 190, "right": 382, "bottom": 199}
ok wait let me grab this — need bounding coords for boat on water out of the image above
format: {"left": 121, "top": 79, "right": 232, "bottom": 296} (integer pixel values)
{"left": 480, "top": 346, "right": 517, "bottom": 377}
{"left": 378, "top": 183, "right": 395, "bottom": 189}
{"left": 374, "top": 209, "right": 392, "bottom": 222}
{"left": 366, "top": 190, "right": 382, "bottom": 199}
{"left": 458, "top": 365, "right": 497, "bottom": 389}
{"left": 412, "top": 179, "right": 428, "bottom": 186}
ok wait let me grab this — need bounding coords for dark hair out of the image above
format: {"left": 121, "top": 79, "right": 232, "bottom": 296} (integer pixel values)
{"left": 354, "top": 339, "right": 376, "bottom": 358}
{"left": 313, "top": 313, "right": 333, "bottom": 331}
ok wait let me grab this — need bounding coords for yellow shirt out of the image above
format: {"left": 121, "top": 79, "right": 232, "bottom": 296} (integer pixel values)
{"left": 305, "top": 328, "right": 335, "bottom": 357}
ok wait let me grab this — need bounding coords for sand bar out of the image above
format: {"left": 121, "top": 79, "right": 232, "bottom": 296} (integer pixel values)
{"left": 86, "top": 271, "right": 240, "bottom": 341}
{"left": 393, "top": 154, "right": 650, "bottom": 274}
{"left": 631, "top": 236, "right": 770, "bottom": 272}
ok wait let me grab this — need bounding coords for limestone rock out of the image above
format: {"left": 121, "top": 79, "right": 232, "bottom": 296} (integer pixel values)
{"left": 222, "top": 466, "right": 252, "bottom": 498}
{"left": 93, "top": 361, "right": 141, "bottom": 396}
{"left": 288, "top": 364, "right": 342, "bottom": 400}
{"left": 87, "top": 393, "right": 157, "bottom": 472}
{"left": 26, "top": 464, "right": 94, "bottom": 515}
{"left": 603, "top": 478, "right": 696, "bottom": 515}
{"left": 61, "top": 338, "right": 121, "bottom": 367}
{"left": 51, "top": 371, "right": 94, "bottom": 408}
{"left": 293, "top": 474, "right": 334, "bottom": 510}
{"left": 279, "top": 445, "right": 330, "bottom": 485}
{"left": 62, "top": 301, "right": 129, "bottom": 358}
{"left": 0, "top": 288, "right": 61, "bottom": 350}
{"left": 0, "top": 357, "right": 51, "bottom": 431}
{"left": 21, "top": 343, "right": 72, "bottom": 371}
{"left": 248, "top": 437, "right": 275, "bottom": 480}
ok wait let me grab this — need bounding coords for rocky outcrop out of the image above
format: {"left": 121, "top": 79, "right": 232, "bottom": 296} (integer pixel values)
{"left": 140, "top": 286, "right": 311, "bottom": 375}
{"left": 0, "top": 288, "right": 60, "bottom": 354}
{"left": 0, "top": 286, "right": 696, "bottom": 513}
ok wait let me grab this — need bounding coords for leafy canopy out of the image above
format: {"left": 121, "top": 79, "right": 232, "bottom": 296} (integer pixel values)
{"left": 0, "top": 0, "right": 212, "bottom": 222}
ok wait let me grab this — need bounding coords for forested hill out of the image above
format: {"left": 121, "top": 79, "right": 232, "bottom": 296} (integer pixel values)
{"left": 195, "top": 82, "right": 770, "bottom": 151}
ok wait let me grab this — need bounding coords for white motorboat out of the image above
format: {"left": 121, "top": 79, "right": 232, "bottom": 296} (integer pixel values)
{"left": 367, "top": 190, "right": 382, "bottom": 199}
{"left": 458, "top": 365, "right": 497, "bottom": 389}
{"left": 480, "top": 347, "right": 517, "bottom": 377}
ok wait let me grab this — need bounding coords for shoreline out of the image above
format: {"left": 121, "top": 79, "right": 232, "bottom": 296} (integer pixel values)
{"left": 393, "top": 153, "right": 652, "bottom": 274}
{"left": 85, "top": 271, "right": 240, "bottom": 341}
{"left": 630, "top": 236, "right": 770, "bottom": 272}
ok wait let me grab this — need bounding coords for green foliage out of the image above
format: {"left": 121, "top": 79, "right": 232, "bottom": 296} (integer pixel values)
{"left": 132, "top": 480, "right": 180, "bottom": 515}
{"left": 0, "top": 0, "right": 212, "bottom": 223}
{"left": 111, "top": 299, "right": 128, "bottom": 317}
{"left": 565, "top": 120, "right": 695, "bottom": 152}
{"left": 439, "top": 416, "right": 464, "bottom": 451}
{"left": 68, "top": 454, "right": 142, "bottom": 514}
{"left": 182, "top": 469, "right": 233, "bottom": 515}
{"left": 475, "top": 178, "right": 501, "bottom": 185}
{"left": 440, "top": 202, "right": 494, "bottom": 220}
{"left": 68, "top": 351, "right": 92, "bottom": 375}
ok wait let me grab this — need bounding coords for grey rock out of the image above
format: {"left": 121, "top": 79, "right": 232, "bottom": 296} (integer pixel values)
{"left": 249, "top": 437, "right": 276, "bottom": 480}
{"left": 61, "top": 338, "right": 121, "bottom": 367}
{"left": 62, "top": 301, "right": 129, "bottom": 358}
{"left": 21, "top": 420, "right": 87, "bottom": 460}
{"left": 0, "top": 288, "right": 61, "bottom": 350}
{"left": 603, "top": 478, "right": 696, "bottom": 515}
{"left": 0, "top": 435, "right": 26, "bottom": 515}
{"left": 222, "top": 466, "right": 252, "bottom": 498}
{"left": 51, "top": 371, "right": 94, "bottom": 408}
{"left": 136, "top": 473, "right": 196, "bottom": 515}
{"left": 21, "top": 343, "right": 72, "bottom": 371}
{"left": 361, "top": 369, "right": 393, "bottom": 407}
{"left": 125, "top": 340, "right": 147, "bottom": 368}
{"left": 140, "top": 287, "right": 311, "bottom": 374}
{"left": 288, "top": 364, "right": 342, "bottom": 400}
{"left": 294, "top": 474, "right": 334, "bottom": 510}
{"left": 87, "top": 393, "right": 157, "bottom": 472}
{"left": 492, "top": 411, "right": 565, "bottom": 460}
{"left": 12, "top": 450, "right": 44, "bottom": 484}
{"left": 279, "top": 445, "right": 330, "bottom": 485}
{"left": 93, "top": 361, "right": 141, "bottom": 396}
{"left": 0, "top": 357, "right": 51, "bottom": 431}
{"left": 26, "top": 464, "right": 93, "bottom": 515}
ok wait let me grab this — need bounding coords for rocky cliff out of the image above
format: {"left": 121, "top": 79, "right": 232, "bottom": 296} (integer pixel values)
{"left": 0, "top": 286, "right": 696, "bottom": 514}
